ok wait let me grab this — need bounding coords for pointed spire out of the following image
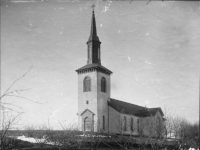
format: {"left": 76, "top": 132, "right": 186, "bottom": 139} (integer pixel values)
{"left": 86, "top": 4, "right": 101, "bottom": 64}
{"left": 90, "top": 4, "right": 97, "bottom": 36}
{"left": 88, "top": 4, "right": 99, "bottom": 43}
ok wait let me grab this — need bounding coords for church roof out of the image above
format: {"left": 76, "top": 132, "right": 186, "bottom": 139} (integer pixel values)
{"left": 108, "top": 98, "right": 164, "bottom": 117}
{"left": 148, "top": 108, "right": 164, "bottom": 116}
{"left": 76, "top": 63, "right": 112, "bottom": 75}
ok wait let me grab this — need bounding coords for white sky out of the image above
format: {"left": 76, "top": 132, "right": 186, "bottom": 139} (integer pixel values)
{"left": 1, "top": 1, "right": 200, "bottom": 129}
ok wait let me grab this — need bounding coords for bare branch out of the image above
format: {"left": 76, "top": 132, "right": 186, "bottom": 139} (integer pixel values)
{"left": 1, "top": 65, "right": 33, "bottom": 99}
{"left": 2, "top": 102, "right": 23, "bottom": 109}
{"left": 1, "top": 105, "right": 24, "bottom": 114}
{"left": 5, "top": 94, "right": 45, "bottom": 104}
{"left": 2, "top": 88, "right": 31, "bottom": 97}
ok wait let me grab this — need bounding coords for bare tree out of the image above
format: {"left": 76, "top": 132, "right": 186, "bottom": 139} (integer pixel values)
{"left": 171, "top": 116, "right": 199, "bottom": 149}
{"left": 0, "top": 66, "right": 43, "bottom": 149}
{"left": 137, "top": 116, "right": 166, "bottom": 150}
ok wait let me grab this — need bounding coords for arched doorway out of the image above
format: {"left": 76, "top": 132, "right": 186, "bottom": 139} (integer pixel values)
{"left": 84, "top": 117, "right": 93, "bottom": 131}
{"left": 81, "top": 109, "right": 94, "bottom": 132}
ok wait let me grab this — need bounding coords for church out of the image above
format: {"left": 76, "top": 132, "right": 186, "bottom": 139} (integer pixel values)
{"left": 76, "top": 7, "right": 165, "bottom": 137}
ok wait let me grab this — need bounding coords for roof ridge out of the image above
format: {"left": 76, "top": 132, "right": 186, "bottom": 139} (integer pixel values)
{"left": 148, "top": 107, "right": 161, "bottom": 109}
{"left": 110, "top": 98, "right": 145, "bottom": 108}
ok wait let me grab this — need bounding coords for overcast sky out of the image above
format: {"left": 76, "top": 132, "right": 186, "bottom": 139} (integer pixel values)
{"left": 1, "top": 1, "right": 200, "bottom": 129}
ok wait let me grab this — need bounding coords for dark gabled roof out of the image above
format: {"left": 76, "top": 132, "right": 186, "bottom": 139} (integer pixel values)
{"left": 108, "top": 98, "right": 145, "bottom": 117}
{"left": 148, "top": 108, "right": 164, "bottom": 116}
{"left": 76, "top": 64, "right": 112, "bottom": 75}
{"left": 108, "top": 98, "right": 164, "bottom": 117}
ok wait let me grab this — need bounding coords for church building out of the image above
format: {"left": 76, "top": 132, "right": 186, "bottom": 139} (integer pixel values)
{"left": 76, "top": 7, "right": 165, "bottom": 137}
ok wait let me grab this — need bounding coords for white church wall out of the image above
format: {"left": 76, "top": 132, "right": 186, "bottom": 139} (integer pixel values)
{"left": 78, "top": 70, "right": 98, "bottom": 132}
{"left": 108, "top": 106, "right": 121, "bottom": 134}
{"left": 108, "top": 107, "right": 141, "bottom": 135}
{"left": 120, "top": 113, "right": 140, "bottom": 136}
{"left": 155, "top": 111, "right": 165, "bottom": 137}
{"left": 139, "top": 111, "right": 165, "bottom": 138}
{"left": 97, "top": 71, "right": 110, "bottom": 133}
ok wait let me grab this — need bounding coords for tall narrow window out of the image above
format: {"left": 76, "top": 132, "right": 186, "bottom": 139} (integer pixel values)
{"left": 137, "top": 119, "right": 139, "bottom": 132}
{"left": 123, "top": 116, "right": 127, "bottom": 131}
{"left": 131, "top": 118, "right": 134, "bottom": 131}
{"left": 83, "top": 76, "right": 91, "bottom": 92}
{"left": 103, "top": 116, "right": 105, "bottom": 130}
{"left": 101, "top": 77, "right": 106, "bottom": 92}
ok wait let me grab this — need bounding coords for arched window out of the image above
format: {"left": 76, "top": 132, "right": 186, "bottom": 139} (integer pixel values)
{"left": 131, "top": 118, "right": 134, "bottom": 131}
{"left": 103, "top": 116, "right": 105, "bottom": 130}
{"left": 83, "top": 76, "right": 91, "bottom": 92}
{"left": 101, "top": 77, "right": 106, "bottom": 93}
{"left": 123, "top": 116, "right": 127, "bottom": 131}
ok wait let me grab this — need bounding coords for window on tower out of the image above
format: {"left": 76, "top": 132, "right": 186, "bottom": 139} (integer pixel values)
{"left": 83, "top": 76, "right": 91, "bottom": 92}
{"left": 101, "top": 77, "right": 106, "bottom": 93}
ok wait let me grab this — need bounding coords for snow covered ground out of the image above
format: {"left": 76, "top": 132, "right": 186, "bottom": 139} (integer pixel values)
{"left": 12, "top": 135, "right": 199, "bottom": 150}
{"left": 14, "top": 135, "right": 59, "bottom": 146}
{"left": 16, "top": 135, "right": 45, "bottom": 143}
{"left": 77, "top": 134, "right": 111, "bottom": 138}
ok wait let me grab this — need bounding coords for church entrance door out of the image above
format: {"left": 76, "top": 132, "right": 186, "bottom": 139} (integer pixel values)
{"left": 81, "top": 109, "right": 94, "bottom": 132}
{"left": 84, "top": 117, "right": 93, "bottom": 131}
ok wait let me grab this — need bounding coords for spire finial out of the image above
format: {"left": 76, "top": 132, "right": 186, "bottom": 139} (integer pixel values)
{"left": 91, "top": 4, "right": 95, "bottom": 12}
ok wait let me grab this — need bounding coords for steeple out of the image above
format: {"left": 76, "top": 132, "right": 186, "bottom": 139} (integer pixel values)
{"left": 88, "top": 4, "right": 99, "bottom": 42}
{"left": 87, "top": 4, "right": 101, "bottom": 64}
{"left": 90, "top": 10, "right": 97, "bottom": 36}
{"left": 76, "top": 4, "right": 112, "bottom": 75}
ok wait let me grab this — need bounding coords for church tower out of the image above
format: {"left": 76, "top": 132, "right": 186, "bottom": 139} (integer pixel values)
{"left": 76, "top": 6, "right": 112, "bottom": 133}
